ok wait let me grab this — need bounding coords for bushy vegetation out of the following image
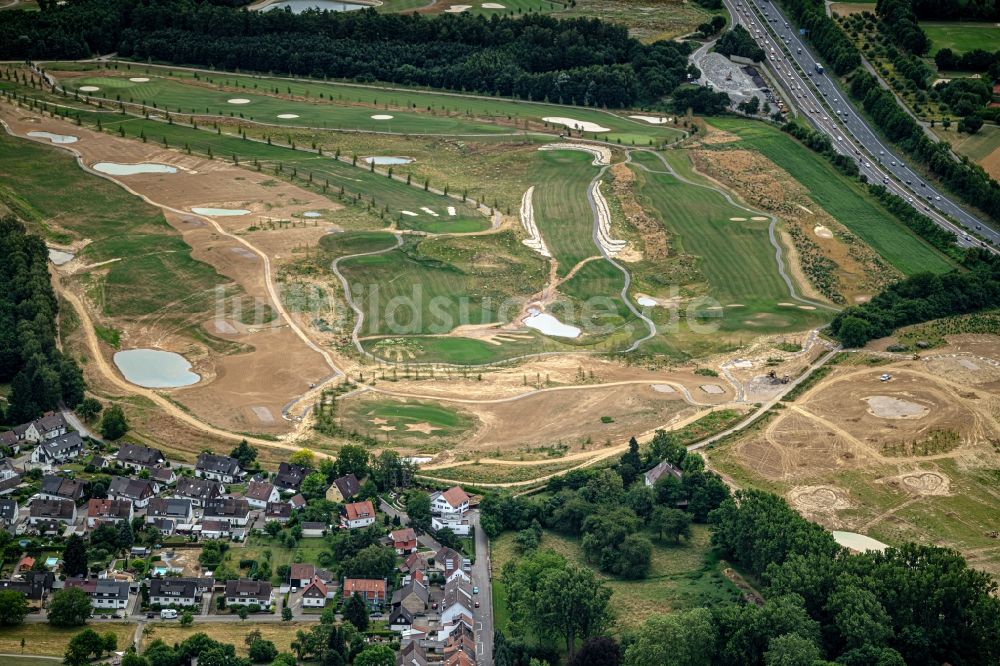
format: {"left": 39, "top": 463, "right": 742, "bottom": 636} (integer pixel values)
{"left": 911, "top": 0, "right": 1000, "bottom": 21}
{"left": 0, "top": 216, "right": 85, "bottom": 423}
{"left": 829, "top": 248, "right": 999, "bottom": 346}
{"left": 875, "top": 0, "right": 929, "bottom": 55}
{"left": 779, "top": 0, "right": 860, "bottom": 74}
{"left": 715, "top": 25, "right": 765, "bottom": 63}
{"left": 0, "top": 0, "right": 697, "bottom": 108}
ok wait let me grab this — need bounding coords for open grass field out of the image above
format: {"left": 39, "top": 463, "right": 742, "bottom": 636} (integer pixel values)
{"left": 492, "top": 524, "right": 740, "bottom": 634}
{"left": 568, "top": 0, "right": 718, "bottom": 42}
{"left": 52, "top": 63, "right": 684, "bottom": 144}
{"left": 424, "top": 459, "right": 581, "bottom": 483}
{"left": 0, "top": 130, "right": 229, "bottom": 319}
{"left": 317, "top": 230, "right": 399, "bottom": 258}
{"left": 226, "top": 533, "right": 330, "bottom": 583}
{"left": 921, "top": 21, "right": 1000, "bottom": 55}
{"left": 707, "top": 118, "right": 955, "bottom": 276}
{"left": 338, "top": 396, "right": 475, "bottom": 442}
{"left": 0, "top": 623, "right": 136, "bottom": 656}
{"left": 144, "top": 622, "right": 310, "bottom": 656}
{"left": 530, "top": 148, "right": 602, "bottom": 274}
{"left": 930, "top": 123, "right": 1000, "bottom": 180}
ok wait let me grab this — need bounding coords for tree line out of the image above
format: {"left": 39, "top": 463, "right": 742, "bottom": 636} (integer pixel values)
{"left": 0, "top": 216, "right": 85, "bottom": 424}
{"left": 911, "top": 0, "right": 999, "bottom": 20}
{"left": 0, "top": 0, "right": 696, "bottom": 108}
{"left": 875, "top": 0, "right": 929, "bottom": 55}
{"left": 829, "top": 247, "right": 999, "bottom": 346}
{"left": 715, "top": 25, "right": 766, "bottom": 63}
{"left": 779, "top": 0, "right": 860, "bottom": 74}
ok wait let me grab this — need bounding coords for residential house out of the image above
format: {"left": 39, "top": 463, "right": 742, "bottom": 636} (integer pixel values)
{"left": 301, "top": 522, "right": 328, "bottom": 538}
{"left": 28, "top": 498, "right": 76, "bottom": 525}
{"left": 224, "top": 579, "right": 273, "bottom": 607}
{"left": 148, "top": 518, "right": 178, "bottom": 535}
{"left": 290, "top": 564, "right": 317, "bottom": 588}
{"left": 301, "top": 577, "right": 331, "bottom": 608}
{"left": 273, "top": 462, "right": 310, "bottom": 492}
{"left": 65, "top": 578, "right": 131, "bottom": 610}
{"left": 86, "top": 498, "right": 133, "bottom": 528}
{"left": 264, "top": 502, "right": 291, "bottom": 523}
{"left": 644, "top": 460, "right": 683, "bottom": 487}
{"left": 391, "top": 570, "right": 429, "bottom": 615}
{"left": 173, "top": 477, "right": 224, "bottom": 507}
{"left": 431, "top": 515, "right": 471, "bottom": 536}
{"left": 16, "top": 412, "right": 69, "bottom": 443}
{"left": 390, "top": 528, "right": 418, "bottom": 554}
{"left": 342, "top": 578, "right": 387, "bottom": 608}
{"left": 401, "top": 551, "right": 430, "bottom": 575}
{"left": 0, "top": 430, "right": 19, "bottom": 455}
{"left": 148, "top": 577, "right": 212, "bottom": 607}
{"left": 440, "top": 577, "right": 474, "bottom": 624}
{"left": 39, "top": 475, "right": 86, "bottom": 502}
{"left": 0, "top": 571, "right": 54, "bottom": 603}
{"left": 245, "top": 480, "right": 279, "bottom": 510}
{"left": 86, "top": 453, "right": 109, "bottom": 470}
{"left": 204, "top": 498, "right": 251, "bottom": 527}
{"left": 389, "top": 605, "right": 415, "bottom": 633}
{"left": 201, "top": 519, "right": 232, "bottom": 540}
{"left": 195, "top": 454, "right": 244, "bottom": 484}
{"left": 430, "top": 486, "right": 470, "bottom": 517}
{"left": 146, "top": 498, "right": 194, "bottom": 525}
{"left": 0, "top": 499, "right": 19, "bottom": 527}
{"left": 396, "top": 639, "right": 429, "bottom": 666}
{"left": 433, "top": 548, "right": 463, "bottom": 577}
{"left": 107, "top": 477, "right": 155, "bottom": 508}
{"left": 0, "top": 462, "right": 21, "bottom": 495}
{"left": 329, "top": 474, "right": 360, "bottom": 502}
{"left": 290, "top": 494, "right": 306, "bottom": 511}
{"left": 30, "top": 432, "right": 85, "bottom": 465}
{"left": 150, "top": 467, "right": 177, "bottom": 491}
{"left": 115, "top": 443, "right": 165, "bottom": 472}
{"left": 341, "top": 500, "right": 376, "bottom": 530}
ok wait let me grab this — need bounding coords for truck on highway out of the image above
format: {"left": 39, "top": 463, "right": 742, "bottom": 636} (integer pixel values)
{"left": 815, "top": 63, "right": 824, "bottom": 74}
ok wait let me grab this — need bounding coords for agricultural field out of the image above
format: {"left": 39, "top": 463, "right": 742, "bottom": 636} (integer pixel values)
{"left": 930, "top": 123, "right": 1000, "bottom": 181}
{"left": 921, "top": 21, "right": 1000, "bottom": 56}
{"left": 0, "top": 623, "right": 136, "bottom": 657}
{"left": 144, "top": 623, "right": 309, "bottom": 657}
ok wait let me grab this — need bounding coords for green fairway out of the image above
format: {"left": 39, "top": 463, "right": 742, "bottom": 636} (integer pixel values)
{"left": 339, "top": 397, "right": 474, "bottom": 441}
{"left": 51, "top": 62, "right": 684, "bottom": 144}
{"left": 707, "top": 118, "right": 955, "bottom": 276}
{"left": 318, "top": 230, "right": 399, "bottom": 258}
{"left": 921, "top": 21, "right": 1000, "bottom": 55}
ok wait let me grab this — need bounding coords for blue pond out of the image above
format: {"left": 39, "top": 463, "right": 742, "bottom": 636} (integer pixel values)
{"left": 113, "top": 349, "right": 201, "bottom": 388}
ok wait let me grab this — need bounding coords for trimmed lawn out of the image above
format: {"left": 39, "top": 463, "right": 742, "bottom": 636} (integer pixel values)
{"left": 922, "top": 21, "right": 1000, "bottom": 56}
{"left": 144, "top": 622, "right": 311, "bottom": 656}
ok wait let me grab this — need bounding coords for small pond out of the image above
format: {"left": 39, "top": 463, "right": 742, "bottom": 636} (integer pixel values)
{"left": 113, "top": 349, "right": 201, "bottom": 388}
{"left": 94, "top": 162, "right": 177, "bottom": 175}
{"left": 48, "top": 249, "right": 75, "bottom": 265}
{"left": 523, "top": 312, "right": 581, "bottom": 339}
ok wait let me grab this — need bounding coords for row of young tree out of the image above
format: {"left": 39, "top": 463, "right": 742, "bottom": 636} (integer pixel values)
{"left": 874, "top": 0, "right": 929, "bottom": 55}
{"left": 829, "top": 248, "right": 999, "bottom": 346}
{"left": 0, "top": 0, "right": 695, "bottom": 108}
{"left": 778, "top": 0, "right": 860, "bottom": 74}
{"left": 0, "top": 216, "right": 85, "bottom": 424}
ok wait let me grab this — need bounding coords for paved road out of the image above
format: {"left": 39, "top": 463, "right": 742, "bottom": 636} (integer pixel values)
{"left": 469, "top": 510, "right": 494, "bottom": 666}
{"left": 724, "top": 0, "right": 998, "bottom": 250}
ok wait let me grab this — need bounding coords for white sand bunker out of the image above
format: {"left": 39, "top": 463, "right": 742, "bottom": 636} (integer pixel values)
{"left": 814, "top": 225, "right": 834, "bottom": 239}
{"left": 864, "top": 395, "right": 929, "bottom": 419}
{"left": 482, "top": 2, "right": 505, "bottom": 6}
{"left": 277, "top": 113, "right": 300, "bottom": 119}
{"left": 636, "top": 295, "right": 658, "bottom": 307}
{"left": 371, "top": 114, "right": 394, "bottom": 120}
{"left": 523, "top": 311, "right": 580, "bottom": 338}
{"left": 228, "top": 98, "right": 251, "bottom": 104}
{"left": 27, "top": 131, "right": 78, "bottom": 144}
{"left": 251, "top": 406, "right": 275, "bottom": 424}
{"left": 420, "top": 207, "right": 439, "bottom": 217}
{"left": 798, "top": 305, "right": 816, "bottom": 310}
{"left": 94, "top": 162, "right": 177, "bottom": 175}
{"left": 629, "top": 115, "right": 671, "bottom": 124}
{"left": 192, "top": 207, "right": 251, "bottom": 216}
{"left": 832, "top": 531, "right": 888, "bottom": 553}
{"left": 729, "top": 217, "right": 747, "bottom": 221}
{"left": 730, "top": 359, "right": 752, "bottom": 369}
{"left": 899, "top": 472, "right": 949, "bottom": 495}
{"left": 444, "top": 4, "right": 470, "bottom": 10}
{"left": 79, "top": 85, "right": 100, "bottom": 92}
{"left": 447, "top": 206, "right": 456, "bottom": 216}
{"left": 519, "top": 187, "right": 551, "bottom": 258}
{"left": 777, "top": 302, "right": 796, "bottom": 307}
{"left": 593, "top": 181, "right": 626, "bottom": 257}
{"left": 538, "top": 143, "right": 611, "bottom": 166}
{"left": 401, "top": 210, "right": 418, "bottom": 216}
{"left": 700, "top": 384, "right": 725, "bottom": 394}
{"left": 751, "top": 216, "right": 769, "bottom": 221}
{"left": 129, "top": 77, "right": 150, "bottom": 83}
{"left": 543, "top": 117, "right": 611, "bottom": 133}
{"left": 303, "top": 211, "right": 323, "bottom": 218}
{"left": 650, "top": 384, "right": 676, "bottom": 393}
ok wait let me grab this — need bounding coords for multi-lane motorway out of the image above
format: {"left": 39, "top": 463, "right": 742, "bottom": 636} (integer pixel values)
{"left": 722, "top": 0, "right": 999, "bottom": 251}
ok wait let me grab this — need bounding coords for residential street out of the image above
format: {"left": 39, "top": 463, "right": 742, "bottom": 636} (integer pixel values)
{"left": 469, "top": 510, "right": 494, "bottom": 666}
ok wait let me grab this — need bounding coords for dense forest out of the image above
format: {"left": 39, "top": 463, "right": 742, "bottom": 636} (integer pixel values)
{"left": 0, "top": 0, "right": 694, "bottom": 108}
{"left": 0, "top": 216, "right": 85, "bottom": 423}
{"left": 829, "top": 248, "right": 1000, "bottom": 346}
{"left": 715, "top": 26, "right": 766, "bottom": 63}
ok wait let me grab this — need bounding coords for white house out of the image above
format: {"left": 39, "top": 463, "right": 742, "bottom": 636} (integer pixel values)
{"left": 432, "top": 515, "right": 471, "bottom": 536}
{"left": 195, "top": 454, "right": 244, "bottom": 484}
{"left": 225, "top": 579, "right": 273, "bottom": 607}
{"left": 148, "top": 578, "right": 212, "bottom": 607}
{"left": 245, "top": 480, "right": 279, "bottom": 510}
{"left": 30, "top": 432, "right": 84, "bottom": 465}
{"left": 430, "top": 486, "right": 470, "bottom": 517}
{"left": 340, "top": 500, "right": 376, "bottom": 530}
{"left": 301, "top": 577, "right": 331, "bottom": 608}
{"left": 66, "top": 579, "right": 130, "bottom": 610}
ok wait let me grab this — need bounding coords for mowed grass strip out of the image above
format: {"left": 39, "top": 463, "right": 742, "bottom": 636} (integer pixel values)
{"left": 708, "top": 118, "right": 955, "bottom": 275}
{"left": 921, "top": 21, "right": 1000, "bottom": 56}
{"left": 341, "top": 398, "right": 474, "bottom": 439}
{"left": 0, "top": 131, "right": 229, "bottom": 318}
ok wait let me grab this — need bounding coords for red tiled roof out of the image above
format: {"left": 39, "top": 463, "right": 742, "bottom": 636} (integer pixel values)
{"left": 441, "top": 486, "right": 470, "bottom": 508}
{"left": 391, "top": 527, "right": 416, "bottom": 543}
{"left": 342, "top": 578, "right": 386, "bottom": 597}
{"left": 343, "top": 500, "right": 375, "bottom": 522}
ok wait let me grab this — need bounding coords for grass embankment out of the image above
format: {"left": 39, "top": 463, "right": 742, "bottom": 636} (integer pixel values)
{"left": 707, "top": 118, "right": 955, "bottom": 277}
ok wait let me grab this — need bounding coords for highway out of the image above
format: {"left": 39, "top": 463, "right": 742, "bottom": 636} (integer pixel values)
{"left": 722, "top": 0, "right": 999, "bottom": 251}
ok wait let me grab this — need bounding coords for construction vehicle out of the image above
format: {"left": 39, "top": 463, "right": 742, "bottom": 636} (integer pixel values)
{"left": 767, "top": 370, "right": 790, "bottom": 384}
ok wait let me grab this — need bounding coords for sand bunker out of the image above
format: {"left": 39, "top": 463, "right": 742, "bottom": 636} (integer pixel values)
{"left": 751, "top": 216, "right": 769, "bottom": 221}
{"left": 593, "top": 181, "right": 626, "bottom": 257}
{"left": 864, "top": 395, "right": 929, "bottom": 420}
{"left": 364, "top": 156, "right": 413, "bottom": 165}
{"left": 27, "top": 131, "right": 78, "bottom": 144}
{"left": 798, "top": 305, "right": 816, "bottom": 310}
{"left": 650, "top": 384, "right": 676, "bottom": 393}
{"left": 700, "top": 384, "right": 725, "bottom": 394}
{"left": 229, "top": 247, "right": 257, "bottom": 259}
{"left": 777, "top": 302, "right": 795, "bottom": 307}
{"left": 543, "top": 117, "right": 611, "bottom": 133}
{"left": 729, "top": 217, "right": 747, "bottom": 221}
{"left": 93, "top": 162, "right": 177, "bottom": 175}
{"left": 629, "top": 115, "right": 671, "bottom": 124}
{"left": 404, "top": 422, "right": 443, "bottom": 434}
{"left": 371, "top": 114, "right": 394, "bottom": 120}
{"left": 519, "top": 187, "right": 551, "bottom": 258}
{"left": 401, "top": 210, "right": 418, "bottom": 217}
{"left": 228, "top": 98, "right": 251, "bottom": 104}
{"left": 538, "top": 143, "right": 611, "bottom": 166}
{"left": 303, "top": 211, "right": 322, "bottom": 218}
{"left": 636, "top": 296, "right": 658, "bottom": 307}
{"left": 79, "top": 85, "right": 100, "bottom": 92}
{"left": 191, "top": 207, "right": 251, "bottom": 216}
{"left": 523, "top": 311, "right": 580, "bottom": 338}
{"left": 277, "top": 113, "right": 300, "bottom": 119}
{"left": 250, "top": 406, "right": 274, "bottom": 424}
{"left": 788, "top": 486, "right": 852, "bottom": 513}
{"left": 129, "top": 77, "right": 150, "bottom": 82}
{"left": 420, "top": 207, "right": 439, "bottom": 217}
{"left": 814, "top": 225, "right": 834, "bottom": 239}
{"left": 481, "top": 1, "right": 505, "bottom": 5}
{"left": 730, "top": 359, "right": 752, "bottom": 369}
{"left": 447, "top": 206, "right": 456, "bottom": 216}
{"left": 832, "top": 531, "right": 888, "bottom": 553}
{"left": 444, "top": 4, "right": 470, "bottom": 10}
{"left": 48, "top": 249, "right": 75, "bottom": 265}
{"left": 211, "top": 319, "right": 238, "bottom": 335}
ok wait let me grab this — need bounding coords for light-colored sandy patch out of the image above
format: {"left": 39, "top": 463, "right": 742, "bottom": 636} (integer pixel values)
{"left": 777, "top": 302, "right": 795, "bottom": 307}
{"left": 636, "top": 295, "right": 658, "bottom": 307}
{"left": 628, "top": 115, "right": 671, "bottom": 124}
{"left": 250, "top": 406, "right": 274, "bottom": 424}
{"left": 518, "top": 186, "right": 551, "bottom": 258}
{"left": 419, "top": 207, "right": 439, "bottom": 217}
{"left": 303, "top": 211, "right": 322, "bottom": 218}
{"left": 444, "top": 4, "right": 470, "bottom": 10}
{"left": 788, "top": 485, "right": 852, "bottom": 513}
{"left": 27, "top": 130, "right": 78, "bottom": 144}
{"left": 538, "top": 143, "right": 611, "bottom": 166}
{"left": 700, "top": 384, "right": 725, "bottom": 394}
{"left": 542, "top": 117, "right": 611, "bottom": 133}
{"left": 798, "top": 305, "right": 816, "bottom": 310}
{"left": 797, "top": 203, "right": 814, "bottom": 215}
{"left": 210, "top": 319, "right": 238, "bottom": 335}
{"left": 404, "top": 422, "right": 443, "bottom": 434}
{"left": 814, "top": 225, "right": 833, "bottom": 238}
{"left": 881, "top": 471, "right": 950, "bottom": 496}
{"left": 276, "top": 114, "right": 300, "bottom": 119}
{"left": 650, "top": 384, "right": 676, "bottom": 393}
{"left": 379, "top": 425, "right": 397, "bottom": 432}
{"left": 481, "top": 2, "right": 505, "bottom": 6}
{"left": 227, "top": 98, "right": 251, "bottom": 104}
{"left": 729, "top": 216, "right": 747, "bottom": 221}
{"left": 730, "top": 359, "right": 753, "bottom": 369}
{"left": 854, "top": 295, "right": 871, "bottom": 303}
{"left": 371, "top": 417, "right": 389, "bottom": 425}
{"left": 957, "top": 358, "right": 981, "bottom": 371}
{"left": 864, "top": 395, "right": 929, "bottom": 419}
{"left": 371, "top": 114, "right": 394, "bottom": 120}
{"left": 229, "top": 247, "right": 257, "bottom": 260}
{"left": 79, "top": 85, "right": 100, "bottom": 92}
{"left": 447, "top": 206, "right": 457, "bottom": 216}
{"left": 401, "top": 210, "right": 418, "bottom": 216}
{"left": 726, "top": 303, "right": 745, "bottom": 308}
{"left": 750, "top": 216, "right": 769, "bottom": 221}
{"left": 832, "top": 531, "right": 888, "bottom": 552}
{"left": 129, "top": 77, "right": 150, "bottom": 83}
{"left": 593, "top": 180, "right": 626, "bottom": 256}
